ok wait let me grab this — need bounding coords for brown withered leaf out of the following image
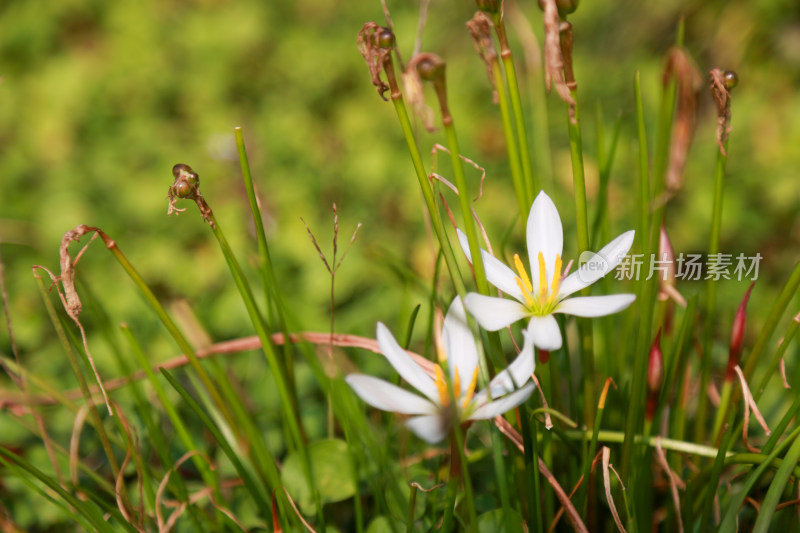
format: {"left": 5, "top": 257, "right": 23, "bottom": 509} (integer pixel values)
{"left": 663, "top": 47, "right": 702, "bottom": 193}
{"left": 357, "top": 22, "right": 392, "bottom": 101}
{"left": 466, "top": 11, "right": 499, "bottom": 104}
{"left": 541, "top": 0, "right": 576, "bottom": 121}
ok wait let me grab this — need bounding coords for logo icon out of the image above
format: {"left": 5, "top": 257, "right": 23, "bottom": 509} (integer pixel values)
{"left": 577, "top": 251, "right": 610, "bottom": 283}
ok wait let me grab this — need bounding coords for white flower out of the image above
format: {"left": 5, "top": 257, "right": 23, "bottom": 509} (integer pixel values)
{"left": 458, "top": 191, "right": 636, "bottom": 352}
{"left": 346, "top": 298, "right": 536, "bottom": 444}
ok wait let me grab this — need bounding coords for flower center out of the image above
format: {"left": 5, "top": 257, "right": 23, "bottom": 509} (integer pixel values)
{"left": 434, "top": 364, "right": 479, "bottom": 411}
{"left": 514, "top": 251, "right": 563, "bottom": 315}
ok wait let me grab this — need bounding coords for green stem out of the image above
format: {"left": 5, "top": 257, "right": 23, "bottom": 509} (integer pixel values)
{"left": 389, "top": 93, "right": 465, "bottom": 297}
{"left": 208, "top": 216, "right": 304, "bottom": 444}
{"left": 104, "top": 241, "right": 232, "bottom": 424}
{"left": 502, "top": 52, "right": 537, "bottom": 198}
{"left": 490, "top": 57, "right": 528, "bottom": 216}
{"left": 522, "top": 408, "right": 543, "bottom": 533}
{"left": 493, "top": 13, "right": 537, "bottom": 200}
{"left": 443, "top": 121, "right": 489, "bottom": 297}
{"left": 698, "top": 138, "right": 728, "bottom": 444}
{"left": 234, "top": 127, "right": 298, "bottom": 399}
{"left": 32, "top": 274, "right": 120, "bottom": 479}
{"left": 566, "top": 89, "right": 595, "bottom": 427}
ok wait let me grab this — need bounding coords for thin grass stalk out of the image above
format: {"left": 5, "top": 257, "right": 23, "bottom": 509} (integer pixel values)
{"left": 501, "top": 55, "right": 537, "bottom": 199}
{"left": 0, "top": 397, "right": 119, "bottom": 494}
{"left": 102, "top": 241, "right": 233, "bottom": 425}
{"left": 590, "top": 108, "right": 622, "bottom": 250}
{"left": 744, "top": 257, "right": 800, "bottom": 381}
{"left": 754, "top": 316, "right": 799, "bottom": 400}
{"left": 721, "top": 260, "right": 800, "bottom": 451}
{"left": 489, "top": 57, "right": 529, "bottom": 216}
{"left": 0, "top": 449, "right": 119, "bottom": 533}
{"left": 77, "top": 290, "right": 178, "bottom": 522}
{"left": 634, "top": 72, "right": 650, "bottom": 260}
{"left": 693, "top": 426, "right": 800, "bottom": 498}
{"left": 564, "top": 89, "right": 596, "bottom": 429}
{"left": 491, "top": 10, "right": 538, "bottom": 200}
{"left": 120, "top": 325, "right": 221, "bottom": 524}
{"left": 386, "top": 69, "right": 466, "bottom": 296}
{"left": 660, "top": 297, "right": 697, "bottom": 474}
{"left": 490, "top": 426, "right": 519, "bottom": 532}
{"left": 203, "top": 214, "right": 304, "bottom": 449}
{"left": 101, "top": 229, "right": 293, "bottom": 517}
{"left": 446, "top": 376, "right": 478, "bottom": 530}
{"left": 32, "top": 273, "right": 120, "bottom": 479}
{"left": 159, "top": 368, "right": 286, "bottom": 525}
{"left": 521, "top": 408, "right": 543, "bottom": 533}
{"left": 442, "top": 119, "right": 490, "bottom": 297}
{"left": 234, "top": 127, "right": 298, "bottom": 402}
{"left": 704, "top": 137, "right": 730, "bottom": 444}
{"left": 542, "top": 424, "right": 556, "bottom": 526}
{"left": 621, "top": 62, "right": 676, "bottom": 483}
{"left": 203, "top": 212, "right": 323, "bottom": 519}
{"left": 719, "top": 422, "right": 800, "bottom": 533}
{"left": 578, "top": 379, "right": 613, "bottom": 514}
{"left": 697, "top": 408, "right": 736, "bottom": 528}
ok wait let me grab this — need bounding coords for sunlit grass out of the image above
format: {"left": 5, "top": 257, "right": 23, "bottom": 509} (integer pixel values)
{"left": 2, "top": 1, "right": 800, "bottom": 531}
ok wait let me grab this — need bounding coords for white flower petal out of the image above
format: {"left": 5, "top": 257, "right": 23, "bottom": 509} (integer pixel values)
{"left": 555, "top": 294, "right": 636, "bottom": 317}
{"left": 527, "top": 314, "right": 562, "bottom": 351}
{"left": 470, "top": 383, "right": 536, "bottom": 420}
{"left": 527, "top": 191, "right": 563, "bottom": 288}
{"left": 457, "top": 229, "right": 524, "bottom": 301}
{"left": 345, "top": 375, "right": 438, "bottom": 415}
{"left": 475, "top": 329, "right": 536, "bottom": 403}
{"left": 559, "top": 230, "right": 636, "bottom": 298}
{"left": 442, "top": 298, "right": 478, "bottom": 396}
{"left": 406, "top": 415, "right": 449, "bottom": 444}
{"left": 464, "top": 293, "right": 529, "bottom": 331}
{"left": 376, "top": 322, "right": 440, "bottom": 403}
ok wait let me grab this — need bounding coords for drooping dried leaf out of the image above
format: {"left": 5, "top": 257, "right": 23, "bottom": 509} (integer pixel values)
{"left": 466, "top": 11, "right": 499, "bottom": 104}
{"left": 734, "top": 364, "right": 771, "bottom": 453}
{"left": 357, "top": 22, "right": 392, "bottom": 100}
{"left": 602, "top": 447, "right": 627, "bottom": 533}
{"left": 663, "top": 47, "right": 702, "bottom": 193}
{"left": 541, "top": 0, "right": 576, "bottom": 120}
{"left": 654, "top": 438, "right": 685, "bottom": 533}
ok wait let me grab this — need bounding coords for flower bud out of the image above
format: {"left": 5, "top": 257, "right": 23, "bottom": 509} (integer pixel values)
{"left": 646, "top": 330, "right": 663, "bottom": 420}
{"left": 647, "top": 330, "right": 663, "bottom": 394}
{"left": 723, "top": 70, "right": 738, "bottom": 90}
{"left": 415, "top": 55, "right": 445, "bottom": 82}
{"left": 725, "top": 282, "right": 754, "bottom": 381}
{"left": 171, "top": 164, "right": 200, "bottom": 198}
{"left": 377, "top": 27, "right": 394, "bottom": 49}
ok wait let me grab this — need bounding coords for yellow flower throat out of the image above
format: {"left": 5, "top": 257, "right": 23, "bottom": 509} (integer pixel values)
{"left": 434, "top": 364, "right": 478, "bottom": 411}
{"left": 514, "top": 251, "right": 562, "bottom": 315}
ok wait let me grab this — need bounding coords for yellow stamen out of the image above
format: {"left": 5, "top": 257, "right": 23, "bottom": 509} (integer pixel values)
{"left": 515, "top": 278, "right": 536, "bottom": 308}
{"left": 453, "top": 367, "right": 461, "bottom": 400}
{"left": 513, "top": 253, "right": 536, "bottom": 308}
{"left": 461, "top": 367, "right": 479, "bottom": 411}
{"left": 538, "top": 252, "right": 548, "bottom": 307}
{"left": 434, "top": 365, "right": 449, "bottom": 406}
{"left": 513, "top": 254, "right": 533, "bottom": 293}
{"left": 549, "top": 254, "right": 563, "bottom": 304}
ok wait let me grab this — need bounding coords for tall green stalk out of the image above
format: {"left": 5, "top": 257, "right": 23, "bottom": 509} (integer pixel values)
{"left": 565, "top": 89, "right": 595, "bottom": 427}
{"left": 700, "top": 138, "right": 729, "bottom": 444}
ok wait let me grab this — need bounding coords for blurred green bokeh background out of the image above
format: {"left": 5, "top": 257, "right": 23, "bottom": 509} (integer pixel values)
{"left": 1, "top": 0, "right": 799, "bottom": 379}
